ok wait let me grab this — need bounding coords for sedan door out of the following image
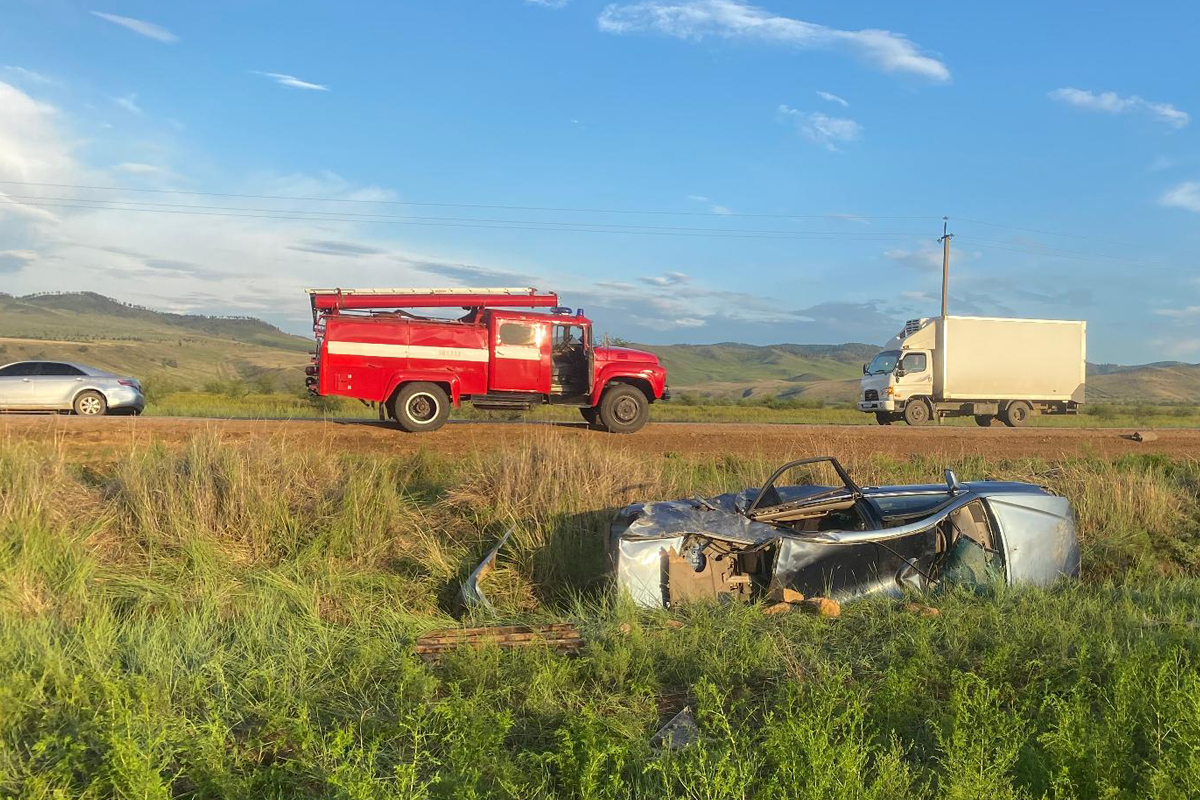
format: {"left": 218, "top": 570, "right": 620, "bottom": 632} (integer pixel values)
{"left": 30, "top": 363, "right": 88, "bottom": 409}
{"left": 0, "top": 362, "right": 41, "bottom": 408}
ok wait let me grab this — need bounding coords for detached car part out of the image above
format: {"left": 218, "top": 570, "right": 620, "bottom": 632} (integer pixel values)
{"left": 609, "top": 457, "right": 1079, "bottom": 609}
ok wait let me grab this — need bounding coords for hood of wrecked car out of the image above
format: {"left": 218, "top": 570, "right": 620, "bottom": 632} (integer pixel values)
{"left": 609, "top": 462, "right": 1080, "bottom": 609}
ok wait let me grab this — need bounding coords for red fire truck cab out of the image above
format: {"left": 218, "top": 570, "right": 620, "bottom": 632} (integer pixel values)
{"left": 305, "top": 287, "right": 669, "bottom": 433}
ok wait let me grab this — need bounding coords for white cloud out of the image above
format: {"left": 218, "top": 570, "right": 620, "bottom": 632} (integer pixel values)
{"left": 884, "top": 246, "right": 942, "bottom": 271}
{"left": 686, "top": 194, "right": 733, "bottom": 214}
{"left": 1048, "top": 88, "right": 1189, "bottom": 129}
{"left": 113, "top": 93, "right": 142, "bottom": 115}
{"left": 2, "top": 66, "right": 56, "bottom": 85}
{"left": 1151, "top": 337, "right": 1200, "bottom": 360}
{"left": 640, "top": 271, "right": 690, "bottom": 286}
{"left": 112, "top": 162, "right": 163, "bottom": 175}
{"left": 598, "top": 0, "right": 950, "bottom": 82}
{"left": 0, "top": 249, "right": 39, "bottom": 272}
{"left": 91, "top": 11, "right": 178, "bottom": 43}
{"left": 526, "top": 0, "right": 569, "bottom": 6}
{"left": 815, "top": 90, "right": 848, "bottom": 107}
{"left": 1154, "top": 305, "right": 1200, "bottom": 318}
{"left": 1161, "top": 181, "right": 1200, "bottom": 213}
{"left": 777, "top": 105, "right": 861, "bottom": 151}
{"left": 253, "top": 72, "right": 330, "bottom": 91}
{"left": 673, "top": 317, "right": 706, "bottom": 327}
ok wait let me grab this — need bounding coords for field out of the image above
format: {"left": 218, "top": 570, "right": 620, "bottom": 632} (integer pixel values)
{"left": 2, "top": 421, "right": 1200, "bottom": 798}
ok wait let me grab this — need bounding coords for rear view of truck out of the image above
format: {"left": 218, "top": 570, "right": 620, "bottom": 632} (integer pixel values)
{"left": 859, "top": 315, "right": 1086, "bottom": 426}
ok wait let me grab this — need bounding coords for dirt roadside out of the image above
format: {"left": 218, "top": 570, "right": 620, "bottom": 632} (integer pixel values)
{"left": 2, "top": 416, "right": 1198, "bottom": 460}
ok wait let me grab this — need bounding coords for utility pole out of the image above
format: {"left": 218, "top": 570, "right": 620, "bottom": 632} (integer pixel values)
{"left": 938, "top": 216, "right": 953, "bottom": 318}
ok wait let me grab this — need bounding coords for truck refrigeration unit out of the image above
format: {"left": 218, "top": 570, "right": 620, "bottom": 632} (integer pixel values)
{"left": 858, "top": 315, "right": 1086, "bottom": 427}
{"left": 305, "top": 287, "right": 669, "bottom": 433}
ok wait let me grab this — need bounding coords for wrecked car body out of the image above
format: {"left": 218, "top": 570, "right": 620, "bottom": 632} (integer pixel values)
{"left": 609, "top": 457, "right": 1080, "bottom": 608}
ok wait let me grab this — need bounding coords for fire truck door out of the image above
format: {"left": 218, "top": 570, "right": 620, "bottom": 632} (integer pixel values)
{"left": 490, "top": 318, "right": 550, "bottom": 393}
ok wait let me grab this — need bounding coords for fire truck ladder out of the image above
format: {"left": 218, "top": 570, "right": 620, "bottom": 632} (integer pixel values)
{"left": 306, "top": 287, "right": 561, "bottom": 322}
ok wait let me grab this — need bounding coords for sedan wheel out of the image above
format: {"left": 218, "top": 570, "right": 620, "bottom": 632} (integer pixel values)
{"left": 73, "top": 390, "right": 108, "bottom": 416}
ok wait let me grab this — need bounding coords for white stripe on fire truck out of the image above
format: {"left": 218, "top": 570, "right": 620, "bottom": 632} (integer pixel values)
{"left": 327, "top": 341, "right": 489, "bottom": 362}
{"left": 492, "top": 345, "right": 541, "bottom": 361}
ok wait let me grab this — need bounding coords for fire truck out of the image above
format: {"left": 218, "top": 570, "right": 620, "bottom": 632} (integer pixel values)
{"left": 305, "top": 287, "right": 669, "bottom": 433}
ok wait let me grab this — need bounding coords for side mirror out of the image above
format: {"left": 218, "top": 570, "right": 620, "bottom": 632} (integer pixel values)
{"left": 895, "top": 367, "right": 906, "bottom": 378}
{"left": 944, "top": 469, "right": 961, "bottom": 493}
{"left": 862, "top": 363, "right": 868, "bottom": 374}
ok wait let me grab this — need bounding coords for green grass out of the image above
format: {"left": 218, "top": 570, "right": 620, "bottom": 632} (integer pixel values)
{"left": 141, "top": 390, "right": 1200, "bottom": 429}
{"left": 2, "top": 434, "right": 1200, "bottom": 797}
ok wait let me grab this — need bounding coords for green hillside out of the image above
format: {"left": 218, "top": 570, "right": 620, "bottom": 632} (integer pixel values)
{"left": 0, "top": 293, "right": 311, "bottom": 391}
{"left": 636, "top": 342, "right": 878, "bottom": 401}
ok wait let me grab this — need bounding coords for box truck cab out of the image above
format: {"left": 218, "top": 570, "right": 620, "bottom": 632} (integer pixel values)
{"left": 859, "top": 315, "right": 1086, "bottom": 427}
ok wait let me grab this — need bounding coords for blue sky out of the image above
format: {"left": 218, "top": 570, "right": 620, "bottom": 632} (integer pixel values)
{"left": 1, "top": 0, "right": 1197, "bottom": 363}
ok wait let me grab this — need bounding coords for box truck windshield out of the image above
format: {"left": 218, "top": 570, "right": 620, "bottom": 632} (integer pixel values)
{"left": 866, "top": 350, "right": 901, "bottom": 375}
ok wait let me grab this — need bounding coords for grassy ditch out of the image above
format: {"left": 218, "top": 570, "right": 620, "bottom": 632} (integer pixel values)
{"left": 2, "top": 435, "right": 1200, "bottom": 798}
{"left": 143, "top": 389, "right": 1200, "bottom": 429}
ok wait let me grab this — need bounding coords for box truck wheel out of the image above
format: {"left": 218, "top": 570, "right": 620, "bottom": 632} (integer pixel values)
{"left": 874, "top": 411, "right": 894, "bottom": 426}
{"left": 391, "top": 382, "right": 450, "bottom": 432}
{"left": 599, "top": 384, "right": 649, "bottom": 433}
{"left": 1001, "top": 400, "right": 1032, "bottom": 428}
{"left": 974, "top": 415, "right": 996, "bottom": 427}
{"left": 903, "top": 398, "right": 932, "bottom": 426}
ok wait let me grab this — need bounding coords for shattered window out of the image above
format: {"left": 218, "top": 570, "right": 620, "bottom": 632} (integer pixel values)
{"left": 938, "top": 500, "right": 1005, "bottom": 588}
{"left": 870, "top": 493, "right": 950, "bottom": 520}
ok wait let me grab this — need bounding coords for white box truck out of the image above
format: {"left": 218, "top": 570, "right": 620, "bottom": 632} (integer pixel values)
{"left": 858, "top": 315, "right": 1086, "bottom": 426}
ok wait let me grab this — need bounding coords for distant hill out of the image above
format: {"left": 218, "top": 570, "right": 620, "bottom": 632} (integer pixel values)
{"left": 638, "top": 342, "right": 1200, "bottom": 405}
{"left": 1, "top": 293, "right": 1194, "bottom": 404}
{"left": 0, "top": 292, "right": 310, "bottom": 391}
{"left": 634, "top": 342, "right": 878, "bottom": 402}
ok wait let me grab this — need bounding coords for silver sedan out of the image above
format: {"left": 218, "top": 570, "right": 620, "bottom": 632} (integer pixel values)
{"left": 0, "top": 361, "right": 146, "bottom": 416}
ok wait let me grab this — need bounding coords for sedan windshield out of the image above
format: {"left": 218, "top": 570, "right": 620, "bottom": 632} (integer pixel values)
{"left": 866, "top": 350, "right": 901, "bottom": 375}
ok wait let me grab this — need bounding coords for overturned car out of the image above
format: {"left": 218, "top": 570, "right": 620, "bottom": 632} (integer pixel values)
{"left": 609, "top": 458, "right": 1079, "bottom": 608}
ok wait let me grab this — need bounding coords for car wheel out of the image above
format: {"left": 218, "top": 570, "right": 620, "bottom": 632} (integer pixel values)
{"left": 390, "top": 382, "right": 450, "bottom": 432}
{"left": 974, "top": 415, "right": 995, "bottom": 427}
{"left": 874, "top": 411, "right": 894, "bottom": 426}
{"left": 1001, "top": 400, "right": 1032, "bottom": 428}
{"left": 598, "top": 384, "right": 649, "bottom": 434}
{"left": 73, "top": 390, "right": 108, "bottom": 417}
{"left": 903, "top": 398, "right": 932, "bottom": 426}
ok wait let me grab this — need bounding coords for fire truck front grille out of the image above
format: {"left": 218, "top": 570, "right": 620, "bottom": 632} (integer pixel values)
{"left": 863, "top": 389, "right": 879, "bottom": 402}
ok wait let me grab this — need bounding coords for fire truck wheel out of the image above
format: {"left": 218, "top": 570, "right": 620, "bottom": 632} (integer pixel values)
{"left": 391, "top": 382, "right": 450, "bottom": 433}
{"left": 598, "top": 384, "right": 649, "bottom": 434}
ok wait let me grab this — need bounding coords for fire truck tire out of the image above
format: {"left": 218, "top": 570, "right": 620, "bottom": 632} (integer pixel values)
{"left": 390, "top": 382, "right": 450, "bottom": 433}
{"left": 598, "top": 384, "right": 649, "bottom": 434}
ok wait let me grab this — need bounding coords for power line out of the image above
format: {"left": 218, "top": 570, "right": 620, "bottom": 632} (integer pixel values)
{"left": 0, "top": 194, "right": 930, "bottom": 238}
{"left": 10, "top": 200, "right": 929, "bottom": 242}
{"left": 0, "top": 180, "right": 937, "bottom": 222}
